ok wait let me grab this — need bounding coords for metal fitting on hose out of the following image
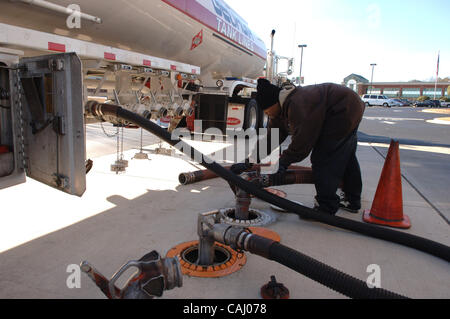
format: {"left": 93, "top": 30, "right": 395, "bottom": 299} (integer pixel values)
{"left": 85, "top": 100, "right": 102, "bottom": 119}
{"left": 235, "top": 187, "right": 252, "bottom": 220}
{"left": 179, "top": 172, "right": 197, "bottom": 185}
{"left": 202, "top": 212, "right": 275, "bottom": 260}
{"left": 81, "top": 250, "right": 183, "bottom": 299}
{"left": 260, "top": 174, "right": 271, "bottom": 187}
{"left": 223, "top": 226, "right": 251, "bottom": 251}
{"left": 197, "top": 211, "right": 249, "bottom": 252}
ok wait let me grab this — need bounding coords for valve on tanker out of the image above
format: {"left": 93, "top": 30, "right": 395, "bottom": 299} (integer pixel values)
{"left": 166, "top": 91, "right": 182, "bottom": 117}
{"left": 171, "top": 90, "right": 193, "bottom": 117}
{"left": 170, "top": 100, "right": 192, "bottom": 117}
{"left": 80, "top": 251, "right": 183, "bottom": 299}
{"left": 151, "top": 102, "right": 169, "bottom": 119}
{"left": 126, "top": 103, "right": 148, "bottom": 117}
{"left": 171, "top": 101, "right": 184, "bottom": 117}
{"left": 120, "top": 103, "right": 157, "bottom": 123}
{"left": 182, "top": 100, "right": 194, "bottom": 117}
{"left": 143, "top": 92, "right": 169, "bottom": 119}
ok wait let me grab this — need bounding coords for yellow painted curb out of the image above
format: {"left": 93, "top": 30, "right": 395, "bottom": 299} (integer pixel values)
{"left": 421, "top": 109, "right": 450, "bottom": 115}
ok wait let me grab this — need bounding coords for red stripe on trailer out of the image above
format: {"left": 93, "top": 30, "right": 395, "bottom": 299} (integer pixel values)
{"left": 48, "top": 42, "right": 66, "bottom": 52}
{"left": 143, "top": 59, "right": 152, "bottom": 66}
{"left": 161, "top": 0, "right": 267, "bottom": 61}
{"left": 171, "top": 65, "right": 177, "bottom": 71}
{"left": 104, "top": 52, "right": 116, "bottom": 60}
{"left": 231, "top": 107, "right": 239, "bottom": 110}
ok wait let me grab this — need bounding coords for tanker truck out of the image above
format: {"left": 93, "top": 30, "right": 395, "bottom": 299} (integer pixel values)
{"left": 0, "top": 0, "right": 293, "bottom": 196}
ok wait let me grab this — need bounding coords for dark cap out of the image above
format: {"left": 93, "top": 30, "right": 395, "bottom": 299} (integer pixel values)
{"left": 256, "top": 79, "right": 281, "bottom": 110}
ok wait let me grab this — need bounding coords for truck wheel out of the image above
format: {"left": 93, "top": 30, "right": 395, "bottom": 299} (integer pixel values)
{"left": 260, "top": 112, "right": 269, "bottom": 129}
{"left": 365, "top": 102, "right": 370, "bottom": 107}
{"left": 243, "top": 99, "right": 260, "bottom": 130}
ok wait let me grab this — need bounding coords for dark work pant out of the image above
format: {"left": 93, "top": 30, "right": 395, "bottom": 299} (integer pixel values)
{"left": 310, "top": 129, "right": 362, "bottom": 215}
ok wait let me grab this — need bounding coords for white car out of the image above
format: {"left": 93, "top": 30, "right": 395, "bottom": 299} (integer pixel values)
{"left": 362, "top": 94, "right": 396, "bottom": 107}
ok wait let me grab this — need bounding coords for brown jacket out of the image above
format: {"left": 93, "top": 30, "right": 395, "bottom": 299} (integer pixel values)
{"left": 270, "top": 83, "right": 365, "bottom": 165}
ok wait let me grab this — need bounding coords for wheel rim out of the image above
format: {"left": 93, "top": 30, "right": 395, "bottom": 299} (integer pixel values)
{"left": 249, "top": 106, "right": 257, "bottom": 129}
{"left": 262, "top": 113, "right": 269, "bottom": 128}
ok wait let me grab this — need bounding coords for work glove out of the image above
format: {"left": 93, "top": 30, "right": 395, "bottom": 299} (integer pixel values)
{"left": 230, "top": 160, "right": 253, "bottom": 175}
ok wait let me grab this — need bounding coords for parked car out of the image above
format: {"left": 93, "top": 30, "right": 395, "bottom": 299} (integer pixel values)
{"left": 361, "top": 94, "right": 396, "bottom": 107}
{"left": 392, "top": 99, "right": 409, "bottom": 106}
{"left": 440, "top": 100, "right": 450, "bottom": 107}
{"left": 413, "top": 100, "right": 434, "bottom": 107}
{"left": 399, "top": 99, "right": 412, "bottom": 106}
{"left": 429, "top": 100, "right": 441, "bottom": 107}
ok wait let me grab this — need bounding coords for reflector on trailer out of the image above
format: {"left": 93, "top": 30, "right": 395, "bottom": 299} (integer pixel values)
{"left": 48, "top": 42, "right": 65, "bottom": 52}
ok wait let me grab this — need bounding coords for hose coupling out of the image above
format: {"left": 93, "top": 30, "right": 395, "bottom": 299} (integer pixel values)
{"left": 209, "top": 222, "right": 252, "bottom": 252}
{"left": 197, "top": 211, "right": 251, "bottom": 252}
{"left": 81, "top": 250, "right": 182, "bottom": 299}
{"left": 85, "top": 100, "right": 102, "bottom": 119}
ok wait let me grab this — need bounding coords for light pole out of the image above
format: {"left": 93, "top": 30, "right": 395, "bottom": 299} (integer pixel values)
{"left": 298, "top": 44, "right": 307, "bottom": 84}
{"left": 370, "top": 63, "right": 377, "bottom": 94}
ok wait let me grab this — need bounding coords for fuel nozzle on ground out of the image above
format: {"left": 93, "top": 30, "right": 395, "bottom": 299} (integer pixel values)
{"left": 80, "top": 251, "right": 182, "bottom": 299}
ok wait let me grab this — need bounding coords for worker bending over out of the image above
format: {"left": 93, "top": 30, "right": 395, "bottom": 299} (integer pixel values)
{"left": 232, "top": 79, "right": 365, "bottom": 216}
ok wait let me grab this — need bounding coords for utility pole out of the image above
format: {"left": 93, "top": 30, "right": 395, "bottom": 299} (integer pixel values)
{"left": 434, "top": 51, "right": 440, "bottom": 100}
{"left": 370, "top": 63, "right": 377, "bottom": 94}
{"left": 298, "top": 44, "right": 307, "bottom": 85}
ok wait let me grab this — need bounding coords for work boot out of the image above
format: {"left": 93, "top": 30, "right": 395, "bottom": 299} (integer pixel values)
{"left": 339, "top": 192, "right": 361, "bottom": 214}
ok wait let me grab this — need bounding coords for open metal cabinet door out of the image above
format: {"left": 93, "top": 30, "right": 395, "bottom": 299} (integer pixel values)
{"left": 17, "top": 53, "right": 86, "bottom": 196}
{"left": 0, "top": 48, "right": 26, "bottom": 190}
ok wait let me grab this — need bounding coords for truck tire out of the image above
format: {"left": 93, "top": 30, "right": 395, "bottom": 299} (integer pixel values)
{"left": 243, "top": 99, "right": 260, "bottom": 130}
{"left": 260, "top": 112, "right": 269, "bottom": 129}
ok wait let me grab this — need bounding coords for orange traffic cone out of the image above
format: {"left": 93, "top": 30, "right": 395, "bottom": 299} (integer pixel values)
{"left": 363, "top": 140, "right": 411, "bottom": 229}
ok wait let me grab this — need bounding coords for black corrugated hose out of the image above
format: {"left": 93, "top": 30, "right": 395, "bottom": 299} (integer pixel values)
{"left": 86, "top": 102, "right": 450, "bottom": 297}
{"left": 244, "top": 234, "right": 407, "bottom": 299}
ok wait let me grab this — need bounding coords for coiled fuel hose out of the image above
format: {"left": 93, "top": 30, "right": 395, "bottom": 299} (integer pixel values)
{"left": 223, "top": 229, "right": 407, "bottom": 299}
{"left": 85, "top": 103, "right": 450, "bottom": 270}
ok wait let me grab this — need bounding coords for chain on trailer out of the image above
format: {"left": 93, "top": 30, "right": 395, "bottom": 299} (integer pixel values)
{"left": 13, "top": 68, "right": 27, "bottom": 171}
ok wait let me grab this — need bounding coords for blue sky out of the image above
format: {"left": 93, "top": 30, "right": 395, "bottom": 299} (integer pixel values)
{"left": 225, "top": 0, "right": 449, "bottom": 85}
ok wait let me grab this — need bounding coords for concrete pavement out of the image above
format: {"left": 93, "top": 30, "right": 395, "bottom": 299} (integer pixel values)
{"left": 0, "top": 133, "right": 449, "bottom": 299}
{"left": 359, "top": 107, "right": 450, "bottom": 223}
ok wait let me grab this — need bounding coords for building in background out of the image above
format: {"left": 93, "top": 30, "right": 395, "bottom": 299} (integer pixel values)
{"left": 343, "top": 74, "right": 450, "bottom": 99}
{"left": 342, "top": 74, "right": 369, "bottom": 94}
